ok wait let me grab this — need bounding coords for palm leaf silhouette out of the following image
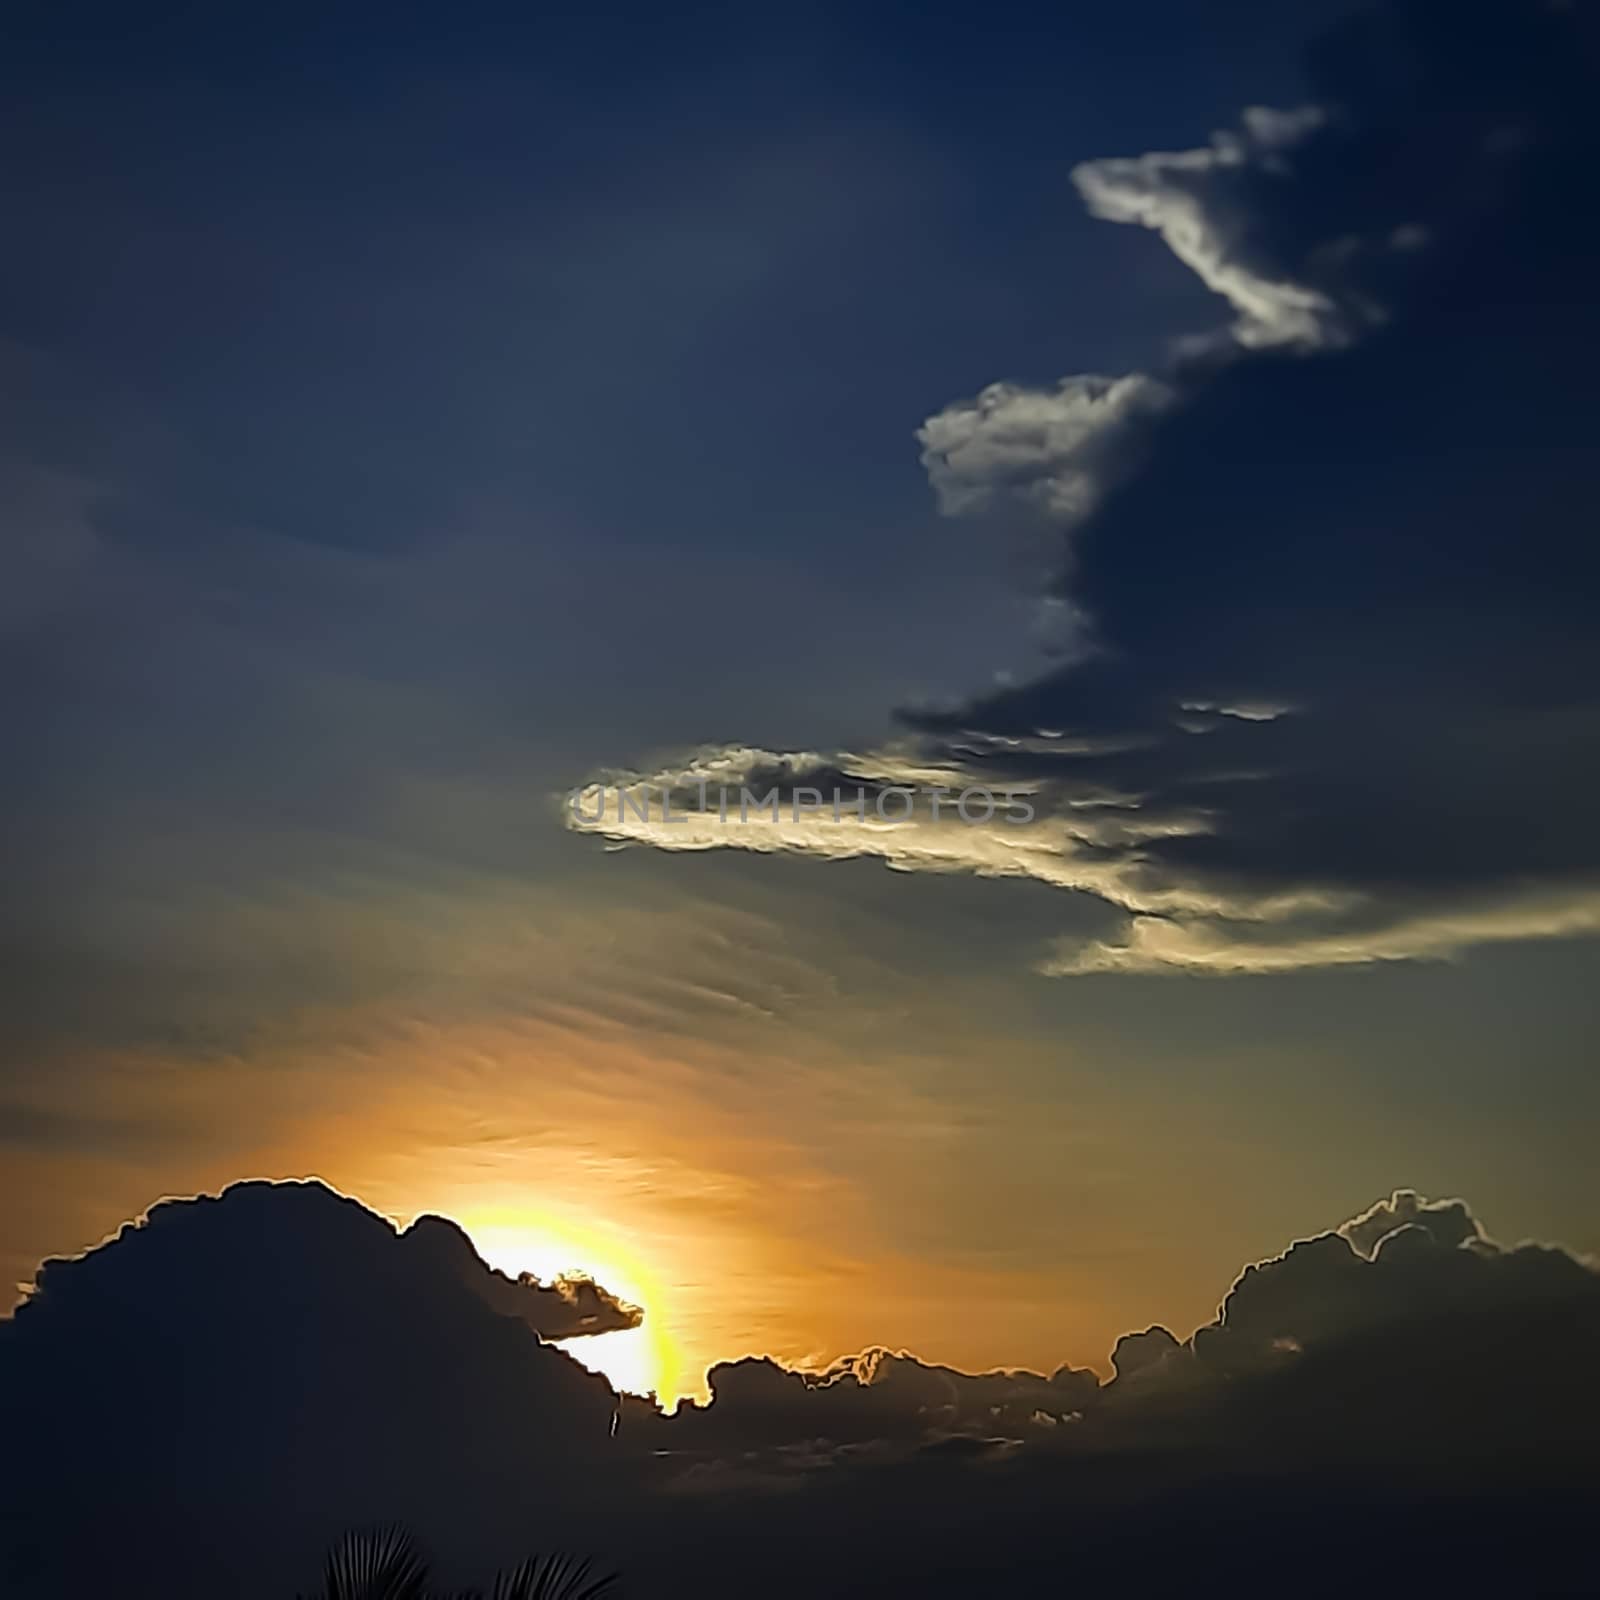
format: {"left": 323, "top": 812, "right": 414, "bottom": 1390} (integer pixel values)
{"left": 299, "top": 1528, "right": 620, "bottom": 1599}
{"left": 310, "top": 1525, "right": 432, "bottom": 1600}
{"left": 488, "top": 1553, "right": 619, "bottom": 1600}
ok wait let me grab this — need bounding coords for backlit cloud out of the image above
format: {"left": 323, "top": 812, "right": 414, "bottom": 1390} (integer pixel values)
{"left": 7, "top": 1178, "right": 1595, "bottom": 1591}
{"left": 567, "top": 0, "right": 1600, "bottom": 976}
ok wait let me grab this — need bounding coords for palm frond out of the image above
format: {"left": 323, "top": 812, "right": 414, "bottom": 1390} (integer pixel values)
{"left": 490, "top": 1553, "right": 620, "bottom": 1600}
{"left": 316, "top": 1524, "right": 432, "bottom": 1600}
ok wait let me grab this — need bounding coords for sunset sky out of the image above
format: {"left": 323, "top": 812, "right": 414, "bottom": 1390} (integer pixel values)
{"left": 4, "top": 0, "right": 1598, "bottom": 1423}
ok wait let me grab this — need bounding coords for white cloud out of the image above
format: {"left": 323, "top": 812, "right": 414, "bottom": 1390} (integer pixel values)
{"left": 1045, "top": 889, "right": 1600, "bottom": 976}
{"left": 913, "top": 106, "right": 1353, "bottom": 535}
{"left": 564, "top": 741, "right": 1349, "bottom": 927}
{"left": 917, "top": 373, "right": 1172, "bottom": 524}
{"left": 565, "top": 741, "right": 1600, "bottom": 979}
{"left": 1071, "top": 106, "right": 1348, "bottom": 350}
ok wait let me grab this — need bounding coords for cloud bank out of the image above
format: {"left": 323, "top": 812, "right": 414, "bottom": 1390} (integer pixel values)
{"left": 3, "top": 1177, "right": 1596, "bottom": 1594}
{"left": 566, "top": 0, "right": 1600, "bottom": 976}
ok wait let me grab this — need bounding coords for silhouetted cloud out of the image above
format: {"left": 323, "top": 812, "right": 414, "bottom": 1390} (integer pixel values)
{"left": 567, "top": 0, "right": 1600, "bottom": 976}
{"left": 3, "top": 1177, "right": 1596, "bottom": 1595}
{"left": 402, "top": 1213, "right": 641, "bottom": 1340}
{"left": 1337, "top": 1187, "right": 1486, "bottom": 1258}
{"left": 644, "top": 1189, "right": 1599, "bottom": 1469}
{"left": 649, "top": 1345, "right": 1100, "bottom": 1454}
{"left": 0, "top": 1181, "right": 623, "bottom": 1596}
{"left": 1187, "top": 1191, "right": 1597, "bottom": 1386}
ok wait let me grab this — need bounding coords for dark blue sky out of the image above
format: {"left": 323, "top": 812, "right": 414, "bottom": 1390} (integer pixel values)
{"left": 4, "top": 0, "right": 1326, "bottom": 552}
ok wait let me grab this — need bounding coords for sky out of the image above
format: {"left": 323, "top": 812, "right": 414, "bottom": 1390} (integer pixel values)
{"left": 3, "top": 0, "right": 1599, "bottom": 1432}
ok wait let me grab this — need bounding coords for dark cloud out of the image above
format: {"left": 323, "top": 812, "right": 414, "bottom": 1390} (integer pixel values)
{"left": 0, "top": 1181, "right": 626, "bottom": 1596}
{"left": 646, "top": 1345, "right": 1100, "bottom": 1455}
{"left": 1189, "top": 1192, "right": 1597, "bottom": 1388}
{"left": 570, "top": 0, "right": 1600, "bottom": 976}
{"left": 402, "top": 1213, "right": 641, "bottom": 1340}
{"left": 1337, "top": 1186, "right": 1486, "bottom": 1258}
{"left": 645, "top": 1189, "right": 1600, "bottom": 1479}
{"left": 6, "top": 1178, "right": 1595, "bottom": 1594}
{"left": 1109, "top": 1322, "right": 1185, "bottom": 1382}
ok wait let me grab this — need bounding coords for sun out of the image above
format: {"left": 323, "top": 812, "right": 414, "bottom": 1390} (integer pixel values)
{"left": 449, "top": 1204, "right": 682, "bottom": 1403}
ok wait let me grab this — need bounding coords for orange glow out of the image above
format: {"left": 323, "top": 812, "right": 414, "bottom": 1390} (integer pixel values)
{"left": 452, "top": 1204, "right": 682, "bottom": 1401}
{"left": 3, "top": 1009, "right": 1159, "bottom": 1409}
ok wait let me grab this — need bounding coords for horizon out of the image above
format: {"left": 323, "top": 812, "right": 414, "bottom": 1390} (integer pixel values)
{"left": 22, "top": 1169, "right": 1592, "bottom": 1408}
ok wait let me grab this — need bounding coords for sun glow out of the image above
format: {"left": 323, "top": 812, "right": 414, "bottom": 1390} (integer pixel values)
{"left": 452, "top": 1204, "right": 682, "bottom": 1403}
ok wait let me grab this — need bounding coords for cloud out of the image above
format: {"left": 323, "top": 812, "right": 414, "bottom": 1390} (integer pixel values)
{"left": 402, "top": 1214, "right": 642, "bottom": 1340}
{"left": 1043, "top": 889, "right": 1600, "bottom": 975}
{"left": 1072, "top": 105, "right": 1353, "bottom": 350}
{"left": 0, "top": 1180, "right": 624, "bottom": 1594}
{"left": 653, "top": 1188, "right": 1600, "bottom": 1473}
{"left": 917, "top": 373, "right": 1172, "bottom": 524}
{"left": 644, "top": 1188, "right": 1600, "bottom": 1502}
{"left": 1109, "top": 1323, "right": 1185, "bottom": 1382}
{"left": 566, "top": 0, "right": 1600, "bottom": 976}
{"left": 3, "top": 1178, "right": 1596, "bottom": 1593}
{"left": 563, "top": 741, "right": 1336, "bottom": 925}
{"left": 651, "top": 1346, "right": 1100, "bottom": 1454}
{"left": 1186, "top": 1190, "right": 1597, "bottom": 1382}
{"left": 1338, "top": 1188, "right": 1486, "bottom": 1258}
